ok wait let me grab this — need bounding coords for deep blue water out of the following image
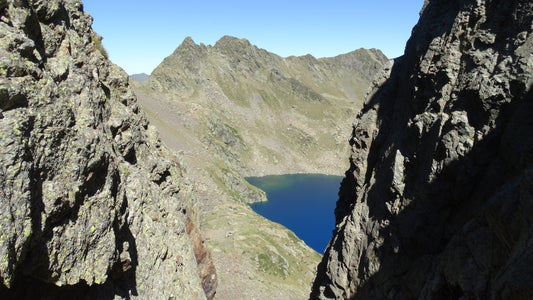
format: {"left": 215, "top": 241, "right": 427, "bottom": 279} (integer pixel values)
{"left": 247, "top": 174, "right": 342, "bottom": 254}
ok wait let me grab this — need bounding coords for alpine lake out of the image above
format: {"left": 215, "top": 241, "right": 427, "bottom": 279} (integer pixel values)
{"left": 246, "top": 174, "right": 342, "bottom": 254}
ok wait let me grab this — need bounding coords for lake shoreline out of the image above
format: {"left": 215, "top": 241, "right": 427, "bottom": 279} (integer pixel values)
{"left": 246, "top": 174, "right": 343, "bottom": 254}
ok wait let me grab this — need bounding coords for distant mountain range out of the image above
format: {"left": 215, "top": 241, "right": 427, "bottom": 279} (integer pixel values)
{"left": 131, "top": 35, "right": 388, "bottom": 299}
{"left": 129, "top": 72, "right": 150, "bottom": 82}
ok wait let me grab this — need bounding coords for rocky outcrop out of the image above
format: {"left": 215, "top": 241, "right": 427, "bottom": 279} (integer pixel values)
{"left": 0, "top": 0, "right": 214, "bottom": 299}
{"left": 313, "top": 0, "right": 533, "bottom": 299}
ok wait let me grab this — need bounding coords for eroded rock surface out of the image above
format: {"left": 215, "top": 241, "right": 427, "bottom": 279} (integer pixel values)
{"left": 313, "top": 0, "right": 533, "bottom": 299}
{"left": 0, "top": 0, "right": 214, "bottom": 298}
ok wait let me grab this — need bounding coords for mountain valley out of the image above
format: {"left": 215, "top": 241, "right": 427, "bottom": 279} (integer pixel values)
{"left": 131, "top": 36, "right": 388, "bottom": 298}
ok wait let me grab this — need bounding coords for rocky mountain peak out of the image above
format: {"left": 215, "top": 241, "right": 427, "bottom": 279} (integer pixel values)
{"left": 214, "top": 35, "right": 253, "bottom": 50}
{"left": 175, "top": 36, "right": 205, "bottom": 53}
{"left": 211, "top": 35, "right": 266, "bottom": 64}
{"left": 173, "top": 36, "right": 207, "bottom": 57}
{"left": 182, "top": 36, "right": 196, "bottom": 45}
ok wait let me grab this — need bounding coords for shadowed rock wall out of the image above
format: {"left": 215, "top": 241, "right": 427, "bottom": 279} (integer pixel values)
{"left": 313, "top": 0, "right": 533, "bottom": 299}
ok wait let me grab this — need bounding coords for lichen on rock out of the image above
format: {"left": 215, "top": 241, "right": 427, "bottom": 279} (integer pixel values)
{"left": 0, "top": 0, "right": 214, "bottom": 298}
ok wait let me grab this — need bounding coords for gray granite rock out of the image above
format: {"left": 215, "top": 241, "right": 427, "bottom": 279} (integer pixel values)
{"left": 312, "top": 0, "right": 533, "bottom": 299}
{"left": 0, "top": 0, "right": 214, "bottom": 298}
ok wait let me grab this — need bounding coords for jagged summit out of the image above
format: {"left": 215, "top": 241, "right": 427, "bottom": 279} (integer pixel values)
{"left": 214, "top": 35, "right": 253, "bottom": 48}
{"left": 172, "top": 35, "right": 256, "bottom": 56}
{"left": 182, "top": 36, "right": 196, "bottom": 45}
{"left": 173, "top": 36, "right": 206, "bottom": 54}
{"left": 176, "top": 36, "right": 207, "bottom": 51}
{"left": 150, "top": 35, "right": 388, "bottom": 104}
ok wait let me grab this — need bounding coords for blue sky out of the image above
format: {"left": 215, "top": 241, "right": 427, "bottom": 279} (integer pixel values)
{"left": 83, "top": 1, "right": 424, "bottom": 75}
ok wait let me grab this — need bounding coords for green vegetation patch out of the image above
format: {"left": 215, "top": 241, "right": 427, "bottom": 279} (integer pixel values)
{"left": 257, "top": 251, "right": 289, "bottom": 279}
{"left": 90, "top": 33, "right": 108, "bottom": 59}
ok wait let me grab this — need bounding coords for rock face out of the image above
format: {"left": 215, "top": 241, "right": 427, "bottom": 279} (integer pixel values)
{"left": 313, "top": 0, "right": 533, "bottom": 299}
{"left": 0, "top": 0, "right": 214, "bottom": 299}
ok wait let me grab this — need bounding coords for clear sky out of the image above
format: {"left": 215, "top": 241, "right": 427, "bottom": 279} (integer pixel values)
{"left": 83, "top": 1, "right": 424, "bottom": 75}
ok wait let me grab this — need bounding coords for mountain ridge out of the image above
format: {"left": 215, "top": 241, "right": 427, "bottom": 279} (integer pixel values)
{"left": 141, "top": 35, "right": 389, "bottom": 180}
{"left": 149, "top": 35, "right": 387, "bottom": 104}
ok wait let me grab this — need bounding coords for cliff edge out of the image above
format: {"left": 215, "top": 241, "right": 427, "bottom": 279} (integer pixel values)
{"left": 0, "top": 0, "right": 215, "bottom": 298}
{"left": 313, "top": 0, "right": 533, "bottom": 299}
